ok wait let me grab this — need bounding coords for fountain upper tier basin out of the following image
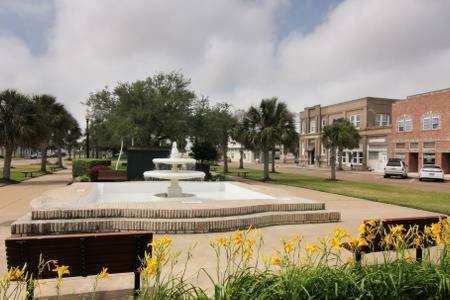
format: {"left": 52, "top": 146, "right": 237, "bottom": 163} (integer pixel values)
{"left": 143, "top": 170, "right": 205, "bottom": 180}
{"left": 152, "top": 157, "right": 197, "bottom": 165}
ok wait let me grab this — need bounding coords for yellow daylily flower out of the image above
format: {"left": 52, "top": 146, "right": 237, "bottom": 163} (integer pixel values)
{"left": 52, "top": 265, "right": 70, "bottom": 279}
{"left": 97, "top": 267, "right": 110, "bottom": 279}
{"left": 270, "top": 256, "right": 281, "bottom": 266}
{"left": 305, "top": 243, "right": 320, "bottom": 255}
{"left": 232, "top": 230, "right": 243, "bottom": 245}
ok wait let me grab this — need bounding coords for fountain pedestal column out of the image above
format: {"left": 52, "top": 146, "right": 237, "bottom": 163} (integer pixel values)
{"left": 167, "top": 179, "right": 183, "bottom": 197}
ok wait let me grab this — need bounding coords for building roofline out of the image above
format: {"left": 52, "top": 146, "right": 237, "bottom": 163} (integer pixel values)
{"left": 407, "top": 87, "right": 450, "bottom": 99}
{"left": 302, "top": 97, "right": 401, "bottom": 112}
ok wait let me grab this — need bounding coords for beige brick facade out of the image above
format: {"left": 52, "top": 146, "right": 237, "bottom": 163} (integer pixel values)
{"left": 299, "top": 97, "right": 400, "bottom": 171}
{"left": 389, "top": 88, "right": 450, "bottom": 174}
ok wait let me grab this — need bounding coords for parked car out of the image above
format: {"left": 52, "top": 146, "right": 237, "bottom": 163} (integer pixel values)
{"left": 384, "top": 159, "right": 407, "bottom": 179}
{"left": 30, "top": 152, "right": 41, "bottom": 159}
{"left": 419, "top": 165, "right": 445, "bottom": 182}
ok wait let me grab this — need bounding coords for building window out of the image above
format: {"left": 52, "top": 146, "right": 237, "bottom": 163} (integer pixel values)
{"left": 410, "top": 142, "right": 418, "bottom": 149}
{"left": 376, "top": 114, "right": 390, "bottom": 126}
{"left": 309, "top": 118, "right": 316, "bottom": 133}
{"left": 368, "top": 151, "right": 379, "bottom": 160}
{"left": 423, "top": 142, "right": 435, "bottom": 149}
{"left": 423, "top": 112, "right": 440, "bottom": 130}
{"left": 423, "top": 114, "right": 431, "bottom": 130}
{"left": 405, "top": 116, "right": 412, "bottom": 131}
{"left": 321, "top": 118, "right": 326, "bottom": 128}
{"left": 397, "top": 118, "right": 405, "bottom": 132}
{"left": 349, "top": 114, "right": 361, "bottom": 128}
{"left": 301, "top": 121, "right": 306, "bottom": 134}
{"left": 396, "top": 143, "right": 405, "bottom": 149}
{"left": 398, "top": 115, "right": 412, "bottom": 132}
{"left": 432, "top": 113, "right": 440, "bottom": 129}
{"left": 423, "top": 153, "right": 435, "bottom": 165}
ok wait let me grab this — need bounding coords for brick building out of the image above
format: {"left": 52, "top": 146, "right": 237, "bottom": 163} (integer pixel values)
{"left": 389, "top": 88, "right": 450, "bottom": 174}
{"left": 299, "top": 97, "right": 400, "bottom": 172}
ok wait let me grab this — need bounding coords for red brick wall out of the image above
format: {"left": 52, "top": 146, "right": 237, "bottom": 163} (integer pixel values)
{"left": 389, "top": 89, "right": 450, "bottom": 173}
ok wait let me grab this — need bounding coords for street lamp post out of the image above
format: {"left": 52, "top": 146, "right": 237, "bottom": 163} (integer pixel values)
{"left": 85, "top": 110, "right": 91, "bottom": 158}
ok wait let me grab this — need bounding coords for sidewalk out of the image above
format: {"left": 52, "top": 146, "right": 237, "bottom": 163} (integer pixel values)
{"left": 0, "top": 169, "right": 73, "bottom": 273}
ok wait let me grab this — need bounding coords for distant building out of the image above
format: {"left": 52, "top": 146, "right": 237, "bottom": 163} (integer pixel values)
{"left": 388, "top": 88, "right": 450, "bottom": 174}
{"left": 227, "top": 140, "right": 256, "bottom": 163}
{"left": 299, "top": 97, "right": 400, "bottom": 172}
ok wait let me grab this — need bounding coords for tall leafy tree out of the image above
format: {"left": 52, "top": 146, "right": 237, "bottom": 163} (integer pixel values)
{"left": 0, "top": 90, "right": 38, "bottom": 180}
{"left": 242, "top": 98, "right": 294, "bottom": 181}
{"left": 86, "top": 72, "right": 196, "bottom": 149}
{"left": 189, "top": 99, "right": 235, "bottom": 173}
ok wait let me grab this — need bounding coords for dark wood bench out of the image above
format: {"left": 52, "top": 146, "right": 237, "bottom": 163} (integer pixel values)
{"left": 5, "top": 231, "right": 153, "bottom": 299}
{"left": 97, "top": 170, "right": 127, "bottom": 182}
{"left": 21, "top": 171, "right": 37, "bottom": 178}
{"left": 49, "top": 166, "right": 59, "bottom": 172}
{"left": 344, "top": 215, "right": 446, "bottom": 262}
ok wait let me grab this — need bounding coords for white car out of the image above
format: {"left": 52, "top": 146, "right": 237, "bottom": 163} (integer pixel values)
{"left": 419, "top": 165, "right": 445, "bottom": 182}
{"left": 384, "top": 159, "right": 408, "bottom": 179}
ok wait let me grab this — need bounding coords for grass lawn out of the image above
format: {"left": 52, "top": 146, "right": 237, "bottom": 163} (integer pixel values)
{"left": 0, "top": 163, "right": 63, "bottom": 183}
{"left": 220, "top": 167, "right": 450, "bottom": 215}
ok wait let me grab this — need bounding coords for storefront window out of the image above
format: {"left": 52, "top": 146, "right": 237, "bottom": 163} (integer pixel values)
{"left": 423, "top": 153, "right": 435, "bottom": 165}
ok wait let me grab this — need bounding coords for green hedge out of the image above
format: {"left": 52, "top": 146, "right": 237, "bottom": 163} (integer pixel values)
{"left": 72, "top": 159, "right": 111, "bottom": 179}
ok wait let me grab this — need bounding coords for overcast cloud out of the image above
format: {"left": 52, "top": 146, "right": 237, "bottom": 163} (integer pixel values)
{"left": 1, "top": 0, "right": 450, "bottom": 125}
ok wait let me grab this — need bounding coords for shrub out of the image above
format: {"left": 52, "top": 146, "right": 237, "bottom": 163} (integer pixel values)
{"left": 89, "top": 165, "right": 111, "bottom": 182}
{"left": 72, "top": 159, "right": 111, "bottom": 179}
{"left": 189, "top": 141, "right": 219, "bottom": 164}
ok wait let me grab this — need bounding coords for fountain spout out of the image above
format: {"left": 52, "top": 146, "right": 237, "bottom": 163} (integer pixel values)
{"left": 170, "top": 142, "right": 181, "bottom": 159}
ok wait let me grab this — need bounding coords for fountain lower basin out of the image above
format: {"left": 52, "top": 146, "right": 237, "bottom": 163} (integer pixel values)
{"left": 12, "top": 181, "right": 341, "bottom": 235}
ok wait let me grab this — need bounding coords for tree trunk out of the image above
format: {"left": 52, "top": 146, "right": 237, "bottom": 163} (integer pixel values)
{"left": 40, "top": 145, "right": 47, "bottom": 172}
{"left": 238, "top": 148, "right": 244, "bottom": 169}
{"left": 330, "top": 146, "right": 337, "bottom": 181}
{"left": 57, "top": 148, "right": 63, "bottom": 168}
{"left": 271, "top": 147, "right": 276, "bottom": 173}
{"left": 223, "top": 142, "right": 229, "bottom": 173}
{"left": 68, "top": 146, "right": 72, "bottom": 160}
{"left": 338, "top": 147, "right": 343, "bottom": 171}
{"left": 2, "top": 145, "right": 14, "bottom": 180}
{"left": 263, "top": 149, "right": 270, "bottom": 181}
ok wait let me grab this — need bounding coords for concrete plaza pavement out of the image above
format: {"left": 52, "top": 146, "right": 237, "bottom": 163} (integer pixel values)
{"left": 0, "top": 169, "right": 445, "bottom": 297}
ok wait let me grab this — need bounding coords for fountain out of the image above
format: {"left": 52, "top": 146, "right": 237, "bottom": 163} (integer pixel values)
{"left": 11, "top": 143, "right": 341, "bottom": 236}
{"left": 143, "top": 142, "right": 205, "bottom": 197}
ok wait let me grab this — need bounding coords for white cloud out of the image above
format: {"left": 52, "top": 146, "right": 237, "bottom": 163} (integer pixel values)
{"left": 1, "top": 0, "right": 450, "bottom": 126}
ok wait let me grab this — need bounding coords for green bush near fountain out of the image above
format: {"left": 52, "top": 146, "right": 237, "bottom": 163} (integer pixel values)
{"left": 72, "top": 159, "right": 111, "bottom": 178}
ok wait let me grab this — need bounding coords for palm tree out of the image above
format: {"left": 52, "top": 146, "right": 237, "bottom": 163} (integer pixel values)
{"left": 32, "top": 95, "right": 67, "bottom": 172}
{"left": 53, "top": 111, "right": 80, "bottom": 168}
{"left": 321, "top": 118, "right": 361, "bottom": 180}
{"left": 336, "top": 119, "right": 361, "bottom": 170}
{"left": 65, "top": 123, "right": 82, "bottom": 160}
{"left": 242, "top": 98, "right": 294, "bottom": 181}
{"left": 0, "top": 90, "right": 38, "bottom": 180}
{"left": 321, "top": 124, "right": 339, "bottom": 181}
{"left": 231, "top": 109, "right": 251, "bottom": 169}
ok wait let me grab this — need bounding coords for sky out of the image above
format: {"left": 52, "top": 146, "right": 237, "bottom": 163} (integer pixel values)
{"left": 1, "top": 0, "right": 450, "bottom": 127}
